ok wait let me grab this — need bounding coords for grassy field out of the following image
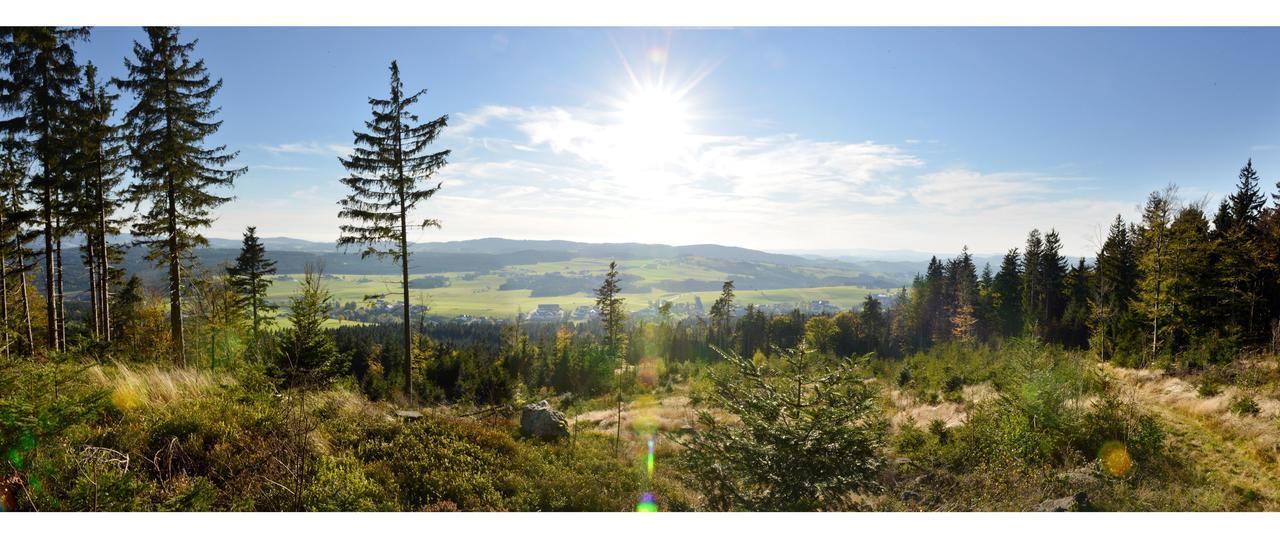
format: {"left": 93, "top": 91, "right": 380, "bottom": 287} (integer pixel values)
{"left": 264, "top": 257, "right": 895, "bottom": 319}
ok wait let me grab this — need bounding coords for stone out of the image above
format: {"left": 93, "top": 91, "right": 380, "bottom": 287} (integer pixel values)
{"left": 520, "top": 400, "right": 570, "bottom": 441}
{"left": 1035, "top": 492, "right": 1090, "bottom": 512}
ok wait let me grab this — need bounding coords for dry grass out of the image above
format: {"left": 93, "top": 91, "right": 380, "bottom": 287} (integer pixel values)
{"left": 88, "top": 363, "right": 233, "bottom": 411}
{"left": 1104, "top": 364, "right": 1280, "bottom": 508}
{"left": 888, "top": 382, "right": 995, "bottom": 428}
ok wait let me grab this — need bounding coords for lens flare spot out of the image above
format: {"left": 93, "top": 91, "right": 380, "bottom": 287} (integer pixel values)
{"left": 1100, "top": 440, "right": 1132, "bottom": 477}
{"left": 637, "top": 356, "right": 662, "bottom": 389}
{"left": 636, "top": 491, "right": 659, "bottom": 512}
{"left": 646, "top": 436, "right": 656, "bottom": 478}
{"left": 111, "top": 384, "right": 143, "bottom": 411}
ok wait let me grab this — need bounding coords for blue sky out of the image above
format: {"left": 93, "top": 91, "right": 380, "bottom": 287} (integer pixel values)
{"left": 73, "top": 27, "right": 1280, "bottom": 256}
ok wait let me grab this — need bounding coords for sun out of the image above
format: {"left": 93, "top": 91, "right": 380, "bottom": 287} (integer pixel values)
{"left": 617, "top": 83, "right": 690, "bottom": 142}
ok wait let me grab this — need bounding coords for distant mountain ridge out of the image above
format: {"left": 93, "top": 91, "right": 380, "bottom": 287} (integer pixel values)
{"left": 52, "top": 236, "right": 958, "bottom": 294}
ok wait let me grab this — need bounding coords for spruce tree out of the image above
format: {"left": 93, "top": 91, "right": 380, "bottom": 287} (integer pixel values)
{"left": 992, "top": 248, "right": 1023, "bottom": 338}
{"left": 594, "top": 260, "right": 626, "bottom": 452}
{"left": 226, "top": 226, "right": 277, "bottom": 346}
{"left": 336, "top": 60, "right": 449, "bottom": 400}
{"left": 0, "top": 26, "right": 88, "bottom": 353}
{"left": 0, "top": 134, "right": 37, "bottom": 356}
{"left": 1039, "top": 230, "right": 1069, "bottom": 341}
{"left": 70, "top": 62, "right": 128, "bottom": 341}
{"left": 1136, "top": 186, "right": 1178, "bottom": 362}
{"left": 116, "top": 27, "right": 245, "bottom": 364}
{"left": 1094, "top": 215, "right": 1139, "bottom": 361}
{"left": 709, "top": 279, "right": 735, "bottom": 348}
{"left": 1021, "top": 230, "right": 1044, "bottom": 336}
{"left": 1218, "top": 160, "right": 1268, "bottom": 339}
{"left": 275, "top": 265, "right": 343, "bottom": 388}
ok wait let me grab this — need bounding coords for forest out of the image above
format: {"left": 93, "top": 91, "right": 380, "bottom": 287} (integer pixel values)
{"left": 3, "top": 26, "right": 1280, "bottom": 512}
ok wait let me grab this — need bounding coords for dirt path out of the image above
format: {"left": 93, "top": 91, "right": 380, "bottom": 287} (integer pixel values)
{"left": 1103, "top": 364, "right": 1280, "bottom": 505}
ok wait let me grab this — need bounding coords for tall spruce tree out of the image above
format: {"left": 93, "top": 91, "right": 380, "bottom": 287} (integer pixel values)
{"left": 226, "top": 226, "right": 277, "bottom": 345}
{"left": 0, "top": 134, "right": 37, "bottom": 356}
{"left": 0, "top": 27, "right": 88, "bottom": 353}
{"left": 1218, "top": 160, "right": 1268, "bottom": 339}
{"left": 70, "top": 62, "right": 127, "bottom": 341}
{"left": 1136, "top": 186, "right": 1178, "bottom": 362}
{"left": 337, "top": 60, "right": 449, "bottom": 401}
{"left": 1093, "top": 215, "right": 1139, "bottom": 361}
{"left": 594, "top": 260, "right": 626, "bottom": 452}
{"left": 992, "top": 248, "right": 1023, "bottom": 338}
{"left": 1021, "top": 230, "right": 1045, "bottom": 337}
{"left": 116, "top": 27, "right": 245, "bottom": 364}
{"left": 1039, "top": 230, "right": 1069, "bottom": 342}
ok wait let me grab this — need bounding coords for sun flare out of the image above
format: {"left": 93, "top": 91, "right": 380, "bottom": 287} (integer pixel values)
{"left": 617, "top": 83, "right": 690, "bottom": 143}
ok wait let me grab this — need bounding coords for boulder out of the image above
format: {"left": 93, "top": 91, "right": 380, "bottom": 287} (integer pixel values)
{"left": 520, "top": 400, "right": 570, "bottom": 441}
{"left": 1035, "top": 492, "right": 1090, "bottom": 512}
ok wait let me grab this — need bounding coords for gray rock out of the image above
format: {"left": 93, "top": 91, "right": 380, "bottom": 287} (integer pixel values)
{"left": 1035, "top": 492, "right": 1090, "bottom": 512}
{"left": 520, "top": 400, "right": 570, "bottom": 441}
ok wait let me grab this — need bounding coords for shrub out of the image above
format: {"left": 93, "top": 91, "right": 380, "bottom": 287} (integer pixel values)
{"left": 1196, "top": 377, "right": 1221, "bottom": 398}
{"left": 1229, "top": 395, "right": 1261, "bottom": 416}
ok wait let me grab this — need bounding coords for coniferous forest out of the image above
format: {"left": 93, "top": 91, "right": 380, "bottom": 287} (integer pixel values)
{"left": 4, "top": 25, "right": 1280, "bottom": 515}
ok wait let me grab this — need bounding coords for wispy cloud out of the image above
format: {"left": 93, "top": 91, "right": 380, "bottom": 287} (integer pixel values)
{"left": 261, "top": 142, "right": 352, "bottom": 157}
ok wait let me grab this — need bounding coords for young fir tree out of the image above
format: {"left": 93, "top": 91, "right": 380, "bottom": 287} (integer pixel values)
{"left": 116, "top": 27, "right": 245, "bottom": 364}
{"left": 594, "top": 260, "right": 626, "bottom": 452}
{"left": 226, "top": 226, "right": 277, "bottom": 345}
{"left": 0, "top": 134, "right": 37, "bottom": 356}
{"left": 336, "top": 60, "right": 449, "bottom": 400}
{"left": 70, "top": 62, "right": 128, "bottom": 342}
{"left": 275, "top": 266, "right": 343, "bottom": 388}
{"left": 0, "top": 27, "right": 89, "bottom": 353}
{"left": 676, "top": 345, "right": 886, "bottom": 510}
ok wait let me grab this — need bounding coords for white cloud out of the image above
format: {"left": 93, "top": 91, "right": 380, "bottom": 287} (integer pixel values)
{"left": 261, "top": 142, "right": 352, "bottom": 157}
{"left": 220, "top": 104, "right": 1130, "bottom": 256}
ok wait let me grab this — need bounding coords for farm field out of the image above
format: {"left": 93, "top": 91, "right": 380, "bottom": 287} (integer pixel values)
{"left": 263, "top": 256, "right": 894, "bottom": 319}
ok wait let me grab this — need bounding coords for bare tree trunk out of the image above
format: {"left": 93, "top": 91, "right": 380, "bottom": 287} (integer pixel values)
{"left": 41, "top": 187, "right": 56, "bottom": 352}
{"left": 1, "top": 245, "right": 9, "bottom": 361}
{"left": 167, "top": 191, "right": 185, "bottom": 365}
{"left": 400, "top": 210, "right": 412, "bottom": 401}
{"left": 18, "top": 258, "right": 32, "bottom": 354}
{"left": 97, "top": 182, "right": 112, "bottom": 343}
{"left": 86, "top": 240, "right": 100, "bottom": 339}
{"left": 54, "top": 228, "right": 65, "bottom": 351}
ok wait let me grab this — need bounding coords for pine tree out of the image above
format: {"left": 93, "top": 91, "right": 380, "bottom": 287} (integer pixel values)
{"left": 0, "top": 27, "right": 89, "bottom": 353}
{"left": 226, "top": 226, "right": 277, "bottom": 345}
{"left": 116, "top": 27, "right": 245, "bottom": 364}
{"left": 336, "top": 60, "right": 449, "bottom": 400}
{"left": 70, "top": 62, "right": 128, "bottom": 342}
